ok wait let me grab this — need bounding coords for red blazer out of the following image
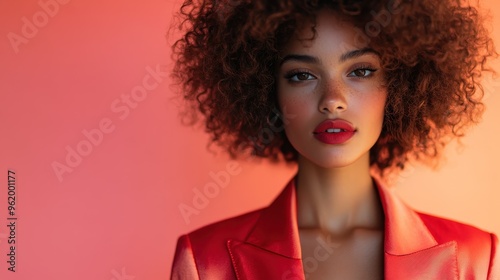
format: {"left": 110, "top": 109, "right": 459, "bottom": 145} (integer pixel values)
{"left": 171, "top": 177, "right": 499, "bottom": 279}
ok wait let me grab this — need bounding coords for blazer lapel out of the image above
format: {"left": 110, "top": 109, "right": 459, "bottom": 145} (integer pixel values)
{"left": 384, "top": 241, "right": 458, "bottom": 280}
{"left": 227, "top": 179, "right": 305, "bottom": 280}
{"left": 227, "top": 239, "right": 304, "bottom": 280}
{"left": 228, "top": 176, "right": 459, "bottom": 280}
{"left": 374, "top": 177, "right": 459, "bottom": 280}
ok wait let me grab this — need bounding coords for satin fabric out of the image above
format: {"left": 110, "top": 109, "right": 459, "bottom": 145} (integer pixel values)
{"left": 171, "top": 176, "right": 499, "bottom": 279}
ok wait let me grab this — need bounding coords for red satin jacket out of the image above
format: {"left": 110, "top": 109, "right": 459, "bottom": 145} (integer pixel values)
{"left": 171, "top": 177, "right": 499, "bottom": 279}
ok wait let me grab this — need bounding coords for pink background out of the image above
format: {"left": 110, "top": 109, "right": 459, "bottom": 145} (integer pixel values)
{"left": 0, "top": 0, "right": 499, "bottom": 279}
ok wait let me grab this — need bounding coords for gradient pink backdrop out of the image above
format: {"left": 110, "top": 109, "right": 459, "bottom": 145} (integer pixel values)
{"left": 0, "top": 1, "right": 499, "bottom": 279}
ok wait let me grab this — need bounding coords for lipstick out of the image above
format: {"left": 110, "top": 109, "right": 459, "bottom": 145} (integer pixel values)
{"left": 313, "top": 119, "right": 355, "bottom": 144}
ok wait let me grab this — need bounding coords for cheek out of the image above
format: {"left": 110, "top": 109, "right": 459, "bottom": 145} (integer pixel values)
{"left": 277, "top": 80, "right": 317, "bottom": 114}
{"left": 280, "top": 100, "right": 304, "bottom": 137}
{"left": 354, "top": 90, "right": 386, "bottom": 129}
{"left": 378, "top": 90, "right": 388, "bottom": 114}
{"left": 278, "top": 96, "right": 309, "bottom": 140}
{"left": 369, "top": 91, "right": 387, "bottom": 126}
{"left": 278, "top": 92, "right": 307, "bottom": 119}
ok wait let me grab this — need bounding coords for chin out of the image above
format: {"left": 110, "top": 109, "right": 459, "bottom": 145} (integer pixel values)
{"left": 299, "top": 152, "right": 365, "bottom": 170}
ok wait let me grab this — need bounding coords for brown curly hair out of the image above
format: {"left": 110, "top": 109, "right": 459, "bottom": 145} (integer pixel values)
{"left": 171, "top": 0, "right": 496, "bottom": 175}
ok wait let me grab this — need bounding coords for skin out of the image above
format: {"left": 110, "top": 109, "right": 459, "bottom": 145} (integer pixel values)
{"left": 277, "top": 9, "right": 387, "bottom": 279}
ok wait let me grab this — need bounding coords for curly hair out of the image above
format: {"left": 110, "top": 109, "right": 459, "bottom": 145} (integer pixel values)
{"left": 171, "top": 0, "right": 496, "bottom": 176}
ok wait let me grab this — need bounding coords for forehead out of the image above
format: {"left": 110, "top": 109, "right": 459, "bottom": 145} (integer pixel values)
{"left": 282, "top": 9, "right": 367, "bottom": 55}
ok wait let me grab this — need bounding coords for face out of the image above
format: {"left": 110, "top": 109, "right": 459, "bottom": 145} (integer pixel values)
{"left": 277, "top": 9, "right": 387, "bottom": 169}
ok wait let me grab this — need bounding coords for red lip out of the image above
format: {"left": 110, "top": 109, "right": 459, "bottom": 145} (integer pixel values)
{"left": 313, "top": 119, "right": 356, "bottom": 145}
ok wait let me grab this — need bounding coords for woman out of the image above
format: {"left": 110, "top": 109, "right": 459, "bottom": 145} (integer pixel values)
{"left": 170, "top": 0, "right": 498, "bottom": 279}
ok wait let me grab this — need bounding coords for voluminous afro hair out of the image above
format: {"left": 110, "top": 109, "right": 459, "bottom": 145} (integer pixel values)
{"left": 171, "top": 0, "right": 496, "bottom": 176}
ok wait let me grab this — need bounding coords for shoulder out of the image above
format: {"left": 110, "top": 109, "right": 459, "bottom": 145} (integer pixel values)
{"left": 376, "top": 176, "right": 498, "bottom": 271}
{"left": 417, "top": 211, "right": 494, "bottom": 244}
{"left": 171, "top": 208, "right": 264, "bottom": 279}
{"left": 416, "top": 211, "right": 499, "bottom": 278}
{"left": 187, "top": 208, "right": 263, "bottom": 247}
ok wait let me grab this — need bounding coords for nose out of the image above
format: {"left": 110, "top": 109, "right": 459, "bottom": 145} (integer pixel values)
{"left": 318, "top": 80, "right": 348, "bottom": 114}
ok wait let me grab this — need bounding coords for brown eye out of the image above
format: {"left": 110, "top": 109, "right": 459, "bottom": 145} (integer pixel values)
{"left": 353, "top": 69, "right": 367, "bottom": 76}
{"left": 296, "top": 73, "right": 311, "bottom": 80}
{"left": 348, "top": 68, "right": 377, "bottom": 78}
{"left": 286, "top": 71, "right": 316, "bottom": 82}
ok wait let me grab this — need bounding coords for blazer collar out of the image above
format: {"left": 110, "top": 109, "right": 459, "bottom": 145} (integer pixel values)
{"left": 227, "top": 178, "right": 304, "bottom": 279}
{"left": 373, "top": 175, "right": 459, "bottom": 279}
{"left": 227, "top": 175, "right": 459, "bottom": 280}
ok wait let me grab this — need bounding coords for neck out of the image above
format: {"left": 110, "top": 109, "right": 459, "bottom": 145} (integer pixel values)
{"left": 296, "top": 153, "right": 384, "bottom": 236}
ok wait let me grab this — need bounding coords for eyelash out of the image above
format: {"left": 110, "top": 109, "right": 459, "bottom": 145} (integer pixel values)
{"left": 347, "top": 64, "right": 378, "bottom": 79}
{"left": 284, "top": 65, "right": 378, "bottom": 83}
{"left": 284, "top": 69, "right": 315, "bottom": 82}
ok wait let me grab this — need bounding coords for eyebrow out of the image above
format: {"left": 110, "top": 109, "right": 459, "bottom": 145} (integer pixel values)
{"left": 339, "top": 47, "right": 379, "bottom": 63}
{"left": 279, "top": 54, "right": 320, "bottom": 66}
{"left": 280, "top": 47, "right": 380, "bottom": 66}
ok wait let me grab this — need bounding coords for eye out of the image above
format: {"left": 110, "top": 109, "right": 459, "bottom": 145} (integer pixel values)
{"left": 347, "top": 67, "right": 377, "bottom": 78}
{"left": 285, "top": 70, "right": 317, "bottom": 82}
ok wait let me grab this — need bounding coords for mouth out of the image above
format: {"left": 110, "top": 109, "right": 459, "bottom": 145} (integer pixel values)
{"left": 313, "top": 119, "right": 355, "bottom": 134}
{"left": 324, "top": 128, "right": 346, "bottom": 133}
{"left": 313, "top": 119, "right": 356, "bottom": 145}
